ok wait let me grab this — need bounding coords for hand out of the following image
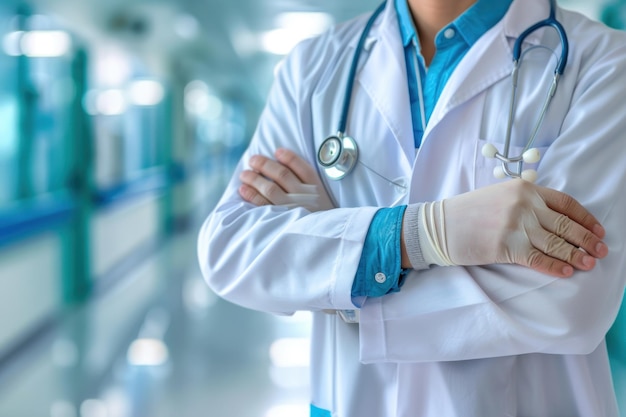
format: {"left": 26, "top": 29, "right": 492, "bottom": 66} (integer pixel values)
{"left": 239, "top": 148, "right": 335, "bottom": 212}
{"left": 441, "top": 179, "right": 608, "bottom": 277}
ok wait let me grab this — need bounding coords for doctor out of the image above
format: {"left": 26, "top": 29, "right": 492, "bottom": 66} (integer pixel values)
{"left": 198, "top": 0, "right": 626, "bottom": 415}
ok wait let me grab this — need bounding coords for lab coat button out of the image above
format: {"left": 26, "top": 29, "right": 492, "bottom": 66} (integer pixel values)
{"left": 444, "top": 28, "right": 456, "bottom": 39}
{"left": 375, "top": 272, "right": 387, "bottom": 284}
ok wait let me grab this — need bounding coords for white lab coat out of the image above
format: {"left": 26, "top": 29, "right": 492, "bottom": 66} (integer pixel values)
{"left": 198, "top": 0, "right": 626, "bottom": 415}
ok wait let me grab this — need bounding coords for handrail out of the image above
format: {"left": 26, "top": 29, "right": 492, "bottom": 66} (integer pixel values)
{"left": 93, "top": 166, "right": 172, "bottom": 207}
{"left": 0, "top": 164, "right": 188, "bottom": 245}
{"left": 0, "top": 192, "right": 76, "bottom": 247}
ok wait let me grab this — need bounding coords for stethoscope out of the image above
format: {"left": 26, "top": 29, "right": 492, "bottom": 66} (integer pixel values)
{"left": 482, "top": 0, "right": 568, "bottom": 182}
{"left": 316, "top": 2, "right": 393, "bottom": 183}
{"left": 317, "top": 0, "right": 569, "bottom": 183}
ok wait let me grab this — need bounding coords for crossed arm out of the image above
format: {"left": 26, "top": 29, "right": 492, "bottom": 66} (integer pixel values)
{"left": 238, "top": 148, "right": 608, "bottom": 278}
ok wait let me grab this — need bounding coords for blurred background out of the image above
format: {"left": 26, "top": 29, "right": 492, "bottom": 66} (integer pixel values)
{"left": 0, "top": 0, "right": 624, "bottom": 416}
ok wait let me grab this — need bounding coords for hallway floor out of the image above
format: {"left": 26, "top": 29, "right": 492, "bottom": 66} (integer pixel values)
{"left": 0, "top": 230, "right": 313, "bottom": 417}
{"left": 0, "top": 228, "right": 624, "bottom": 416}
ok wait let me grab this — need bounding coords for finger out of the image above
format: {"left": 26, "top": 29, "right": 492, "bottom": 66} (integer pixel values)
{"left": 537, "top": 186, "right": 605, "bottom": 239}
{"left": 525, "top": 247, "right": 575, "bottom": 278}
{"left": 539, "top": 210, "right": 609, "bottom": 259}
{"left": 239, "top": 169, "right": 289, "bottom": 205}
{"left": 275, "top": 148, "right": 321, "bottom": 185}
{"left": 239, "top": 184, "right": 271, "bottom": 206}
{"left": 526, "top": 227, "right": 597, "bottom": 273}
{"left": 249, "top": 155, "right": 303, "bottom": 193}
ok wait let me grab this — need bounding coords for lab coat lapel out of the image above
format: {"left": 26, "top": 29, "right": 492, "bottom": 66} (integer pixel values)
{"left": 425, "top": 0, "right": 551, "bottom": 135}
{"left": 355, "top": 1, "right": 415, "bottom": 166}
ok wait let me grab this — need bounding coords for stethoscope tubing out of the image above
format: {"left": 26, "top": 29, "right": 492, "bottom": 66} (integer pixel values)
{"left": 501, "top": 0, "right": 568, "bottom": 171}
{"left": 321, "top": 0, "right": 569, "bottom": 182}
{"left": 337, "top": 1, "right": 387, "bottom": 136}
{"left": 512, "top": 0, "right": 568, "bottom": 76}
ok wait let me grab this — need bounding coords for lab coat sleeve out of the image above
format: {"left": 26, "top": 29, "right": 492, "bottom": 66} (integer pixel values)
{"left": 359, "top": 39, "right": 626, "bottom": 363}
{"left": 197, "top": 36, "right": 376, "bottom": 315}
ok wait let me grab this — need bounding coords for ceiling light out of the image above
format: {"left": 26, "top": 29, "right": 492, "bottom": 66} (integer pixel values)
{"left": 128, "top": 80, "right": 165, "bottom": 106}
{"left": 261, "top": 28, "right": 301, "bottom": 55}
{"left": 127, "top": 338, "right": 169, "bottom": 366}
{"left": 269, "top": 337, "right": 310, "bottom": 368}
{"left": 96, "top": 89, "right": 127, "bottom": 116}
{"left": 20, "top": 30, "right": 71, "bottom": 57}
{"left": 275, "top": 12, "right": 334, "bottom": 33}
{"left": 261, "top": 12, "right": 334, "bottom": 55}
{"left": 93, "top": 47, "right": 132, "bottom": 87}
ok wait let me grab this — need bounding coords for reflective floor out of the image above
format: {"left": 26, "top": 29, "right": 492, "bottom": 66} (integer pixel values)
{"left": 0, "top": 231, "right": 313, "bottom": 417}
{"left": 0, "top": 228, "right": 625, "bottom": 417}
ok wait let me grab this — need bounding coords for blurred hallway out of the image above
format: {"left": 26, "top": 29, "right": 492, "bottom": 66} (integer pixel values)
{"left": 0, "top": 228, "right": 314, "bottom": 417}
{"left": 1, "top": 0, "right": 626, "bottom": 416}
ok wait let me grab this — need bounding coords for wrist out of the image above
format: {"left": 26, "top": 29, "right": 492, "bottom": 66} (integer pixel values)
{"left": 420, "top": 200, "right": 455, "bottom": 267}
{"left": 402, "top": 203, "right": 429, "bottom": 270}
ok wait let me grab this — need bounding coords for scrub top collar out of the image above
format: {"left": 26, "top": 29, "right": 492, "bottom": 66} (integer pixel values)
{"left": 395, "top": 0, "right": 514, "bottom": 51}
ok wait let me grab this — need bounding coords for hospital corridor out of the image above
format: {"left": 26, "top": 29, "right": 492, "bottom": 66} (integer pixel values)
{"left": 0, "top": 0, "right": 625, "bottom": 416}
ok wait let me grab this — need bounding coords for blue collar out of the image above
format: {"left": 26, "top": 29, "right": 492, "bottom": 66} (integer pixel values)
{"left": 395, "top": 0, "right": 513, "bottom": 49}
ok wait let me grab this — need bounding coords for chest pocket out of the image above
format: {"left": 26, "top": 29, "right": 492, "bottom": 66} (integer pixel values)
{"left": 470, "top": 47, "right": 561, "bottom": 189}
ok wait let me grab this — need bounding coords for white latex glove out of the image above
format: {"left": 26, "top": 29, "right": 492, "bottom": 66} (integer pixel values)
{"left": 422, "top": 180, "right": 608, "bottom": 278}
{"left": 239, "top": 148, "right": 335, "bottom": 212}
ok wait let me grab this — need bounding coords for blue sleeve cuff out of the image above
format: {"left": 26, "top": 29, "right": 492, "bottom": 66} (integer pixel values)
{"left": 351, "top": 205, "right": 408, "bottom": 306}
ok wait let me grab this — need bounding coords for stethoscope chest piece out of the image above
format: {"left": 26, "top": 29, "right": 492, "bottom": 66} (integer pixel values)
{"left": 318, "top": 134, "right": 358, "bottom": 180}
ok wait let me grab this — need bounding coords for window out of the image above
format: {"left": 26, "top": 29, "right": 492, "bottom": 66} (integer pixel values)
{"left": 0, "top": 7, "right": 75, "bottom": 206}
{"left": 0, "top": 5, "right": 19, "bottom": 206}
